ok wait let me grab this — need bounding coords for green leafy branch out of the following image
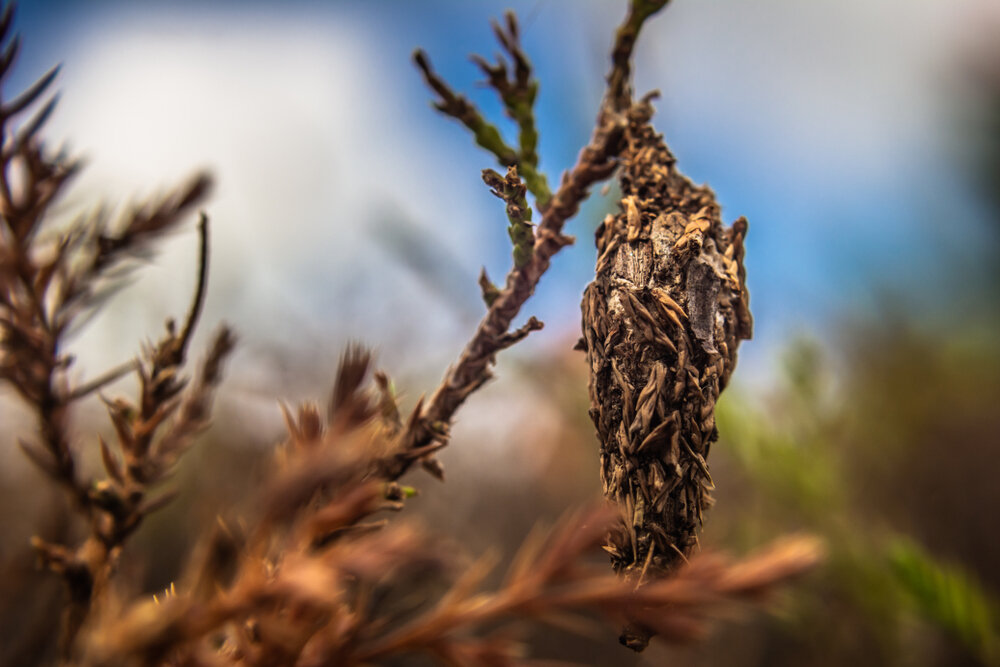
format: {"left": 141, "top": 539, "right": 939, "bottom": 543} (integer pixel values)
{"left": 482, "top": 165, "right": 534, "bottom": 268}
{"left": 413, "top": 11, "right": 551, "bottom": 210}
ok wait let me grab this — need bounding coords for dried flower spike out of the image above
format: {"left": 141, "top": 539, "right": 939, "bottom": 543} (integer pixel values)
{"left": 580, "top": 97, "right": 753, "bottom": 600}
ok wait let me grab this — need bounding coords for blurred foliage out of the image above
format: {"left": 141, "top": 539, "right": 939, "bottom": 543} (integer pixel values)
{"left": 889, "top": 538, "right": 998, "bottom": 665}
{"left": 712, "top": 330, "right": 1000, "bottom": 667}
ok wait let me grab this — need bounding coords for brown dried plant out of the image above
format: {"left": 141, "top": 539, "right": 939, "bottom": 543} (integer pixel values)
{"left": 77, "top": 349, "right": 821, "bottom": 667}
{"left": 1, "top": 0, "right": 822, "bottom": 664}
{"left": 415, "top": 0, "right": 754, "bottom": 650}
{"left": 578, "top": 75, "right": 753, "bottom": 654}
{"left": 0, "top": 2, "right": 234, "bottom": 657}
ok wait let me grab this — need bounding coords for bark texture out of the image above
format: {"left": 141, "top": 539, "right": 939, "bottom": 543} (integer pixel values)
{"left": 581, "top": 100, "right": 753, "bottom": 585}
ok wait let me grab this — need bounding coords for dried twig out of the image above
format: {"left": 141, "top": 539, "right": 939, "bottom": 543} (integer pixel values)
{"left": 606, "top": 0, "right": 672, "bottom": 114}
{"left": 64, "top": 359, "right": 139, "bottom": 402}
{"left": 77, "top": 457, "right": 821, "bottom": 667}
{"left": 581, "top": 12, "right": 753, "bottom": 651}
{"left": 0, "top": 5, "right": 234, "bottom": 652}
{"left": 32, "top": 227, "right": 234, "bottom": 656}
{"left": 356, "top": 514, "right": 821, "bottom": 663}
{"left": 394, "top": 0, "right": 672, "bottom": 481}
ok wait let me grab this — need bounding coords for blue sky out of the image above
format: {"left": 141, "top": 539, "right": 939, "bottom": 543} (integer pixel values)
{"left": 10, "top": 0, "right": 999, "bottom": 393}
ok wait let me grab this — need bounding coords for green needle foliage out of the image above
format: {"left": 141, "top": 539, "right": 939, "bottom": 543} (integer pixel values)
{"left": 483, "top": 166, "right": 534, "bottom": 268}
{"left": 413, "top": 12, "right": 551, "bottom": 210}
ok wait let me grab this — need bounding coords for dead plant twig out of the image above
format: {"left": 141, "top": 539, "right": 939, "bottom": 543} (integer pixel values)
{"left": 0, "top": 4, "right": 233, "bottom": 653}
{"left": 393, "top": 0, "right": 672, "bottom": 482}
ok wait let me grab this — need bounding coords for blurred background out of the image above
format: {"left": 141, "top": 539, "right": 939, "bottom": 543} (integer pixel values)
{"left": 2, "top": 0, "right": 999, "bottom": 664}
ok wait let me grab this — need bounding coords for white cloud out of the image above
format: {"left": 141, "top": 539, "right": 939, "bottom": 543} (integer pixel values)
{"left": 41, "top": 8, "right": 493, "bottom": 406}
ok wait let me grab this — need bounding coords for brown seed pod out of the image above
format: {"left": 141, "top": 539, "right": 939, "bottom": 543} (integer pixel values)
{"left": 580, "top": 98, "right": 753, "bottom": 586}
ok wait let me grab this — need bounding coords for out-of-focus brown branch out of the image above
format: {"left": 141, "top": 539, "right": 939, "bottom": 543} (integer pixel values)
{"left": 32, "top": 227, "right": 234, "bottom": 657}
{"left": 354, "top": 513, "right": 822, "bottom": 663}
{"left": 76, "top": 444, "right": 822, "bottom": 667}
{"left": 71, "top": 342, "right": 821, "bottom": 665}
{"left": 64, "top": 359, "right": 139, "bottom": 402}
{"left": 176, "top": 212, "right": 210, "bottom": 360}
{"left": 0, "top": 10, "right": 232, "bottom": 651}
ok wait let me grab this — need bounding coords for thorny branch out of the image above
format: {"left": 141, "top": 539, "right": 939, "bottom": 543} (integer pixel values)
{"left": 393, "top": 0, "right": 670, "bottom": 480}
{"left": 482, "top": 166, "right": 535, "bottom": 268}
{"left": 412, "top": 50, "right": 520, "bottom": 181}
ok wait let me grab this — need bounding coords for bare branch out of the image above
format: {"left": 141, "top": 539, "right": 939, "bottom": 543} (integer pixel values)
{"left": 392, "top": 102, "right": 627, "bottom": 480}
{"left": 176, "top": 212, "right": 210, "bottom": 362}
{"left": 65, "top": 359, "right": 139, "bottom": 402}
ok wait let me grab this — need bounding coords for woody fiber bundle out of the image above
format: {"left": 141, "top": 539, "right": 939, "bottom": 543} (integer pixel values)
{"left": 581, "top": 98, "right": 753, "bottom": 585}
